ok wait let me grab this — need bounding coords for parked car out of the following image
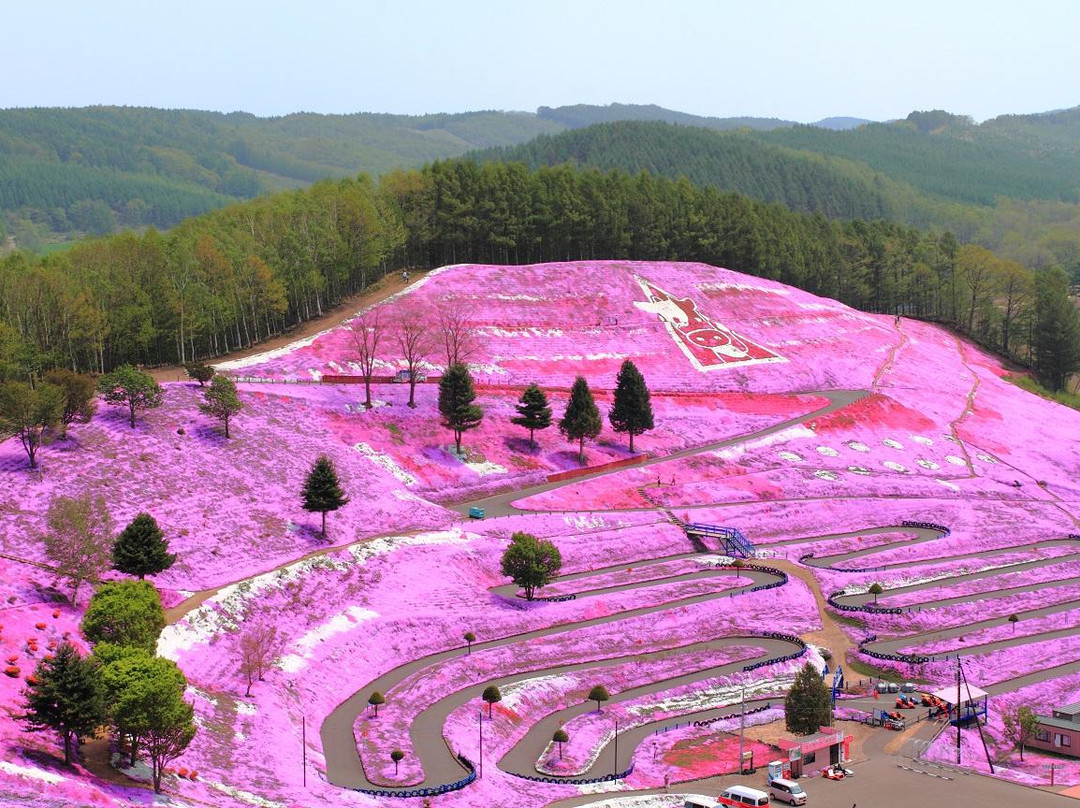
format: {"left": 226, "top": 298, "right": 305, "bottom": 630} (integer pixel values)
{"left": 768, "top": 778, "right": 807, "bottom": 805}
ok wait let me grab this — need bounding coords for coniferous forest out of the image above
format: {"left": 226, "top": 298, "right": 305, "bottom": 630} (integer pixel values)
{"left": 3, "top": 157, "right": 1078, "bottom": 390}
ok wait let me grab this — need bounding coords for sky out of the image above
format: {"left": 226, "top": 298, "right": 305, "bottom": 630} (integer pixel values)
{"left": 2, "top": 0, "right": 1076, "bottom": 123}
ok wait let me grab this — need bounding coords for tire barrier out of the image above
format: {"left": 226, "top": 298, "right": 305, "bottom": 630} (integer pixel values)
{"left": 742, "top": 630, "right": 807, "bottom": 672}
{"left": 350, "top": 754, "right": 477, "bottom": 798}
{"left": 826, "top": 591, "right": 902, "bottom": 615}
{"left": 535, "top": 593, "right": 578, "bottom": 602}
{"left": 737, "top": 562, "right": 789, "bottom": 594}
{"left": 857, "top": 633, "right": 930, "bottom": 665}
{"left": 508, "top": 763, "right": 635, "bottom": 785}
{"left": 822, "top": 522, "right": 952, "bottom": 614}
{"left": 691, "top": 703, "right": 773, "bottom": 728}
{"left": 901, "top": 521, "right": 951, "bottom": 538}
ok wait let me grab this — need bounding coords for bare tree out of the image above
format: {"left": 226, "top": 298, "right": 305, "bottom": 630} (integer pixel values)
{"left": 238, "top": 622, "right": 281, "bottom": 697}
{"left": 43, "top": 493, "right": 114, "bottom": 606}
{"left": 394, "top": 310, "right": 435, "bottom": 408}
{"left": 348, "top": 310, "right": 385, "bottom": 409}
{"left": 437, "top": 303, "right": 479, "bottom": 369}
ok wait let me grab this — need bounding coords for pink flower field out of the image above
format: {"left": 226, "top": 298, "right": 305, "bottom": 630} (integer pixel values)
{"left": 7, "top": 260, "right": 1080, "bottom": 805}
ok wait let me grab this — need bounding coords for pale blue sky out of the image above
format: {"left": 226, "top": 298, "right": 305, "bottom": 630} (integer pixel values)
{"left": 2, "top": 0, "right": 1075, "bottom": 122}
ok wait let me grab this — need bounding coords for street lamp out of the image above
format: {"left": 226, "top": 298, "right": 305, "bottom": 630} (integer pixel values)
{"left": 613, "top": 717, "right": 619, "bottom": 779}
{"left": 478, "top": 709, "right": 483, "bottom": 778}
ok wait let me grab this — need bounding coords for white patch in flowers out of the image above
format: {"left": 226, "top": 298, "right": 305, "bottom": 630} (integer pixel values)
{"left": 778, "top": 451, "right": 803, "bottom": 462}
{"left": 814, "top": 470, "right": 840, "bottom": 481}
{"left": 816, "top": 446, "right": 839, "bottom": 457}
{"left": 917, "top": 459, "right": 940, "bottom": 470}
{"left": 0, "top": 761, "right": 65, "bottom": 784}
{"left": 945, "top": 455, "right": 967, "bottom": 466}
{"left": 912, "top": 435, "right": 933, "bottom": 445}
{"left": 937, "top": 479, "right": 961, "bottom": 492}
{"left": 847, "top": 466, "right": 871, "bottom": 475}
{"left": 353, "top": 442, "right": 417, "bottom": 485}
{"left": 847, "top": 441, "right": 870, "bottom": 452}
{"left": 975, "top": 453, "right": 997, "bottom": 464}
{"left": 883, "top": 461, "right": 907, "bottom": 473}
{"left": 883, "top": 438, "right": 904, "bottom": 449}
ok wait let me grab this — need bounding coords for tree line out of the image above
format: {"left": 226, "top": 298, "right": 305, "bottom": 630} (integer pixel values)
{"left": 2, "top": 157, "right": 1079, "bottom": 389}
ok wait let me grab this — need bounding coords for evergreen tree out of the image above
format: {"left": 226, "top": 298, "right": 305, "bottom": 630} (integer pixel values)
{"left": 301, "top": 455, "right": 349, "bottom": 537}
{"left": 437, "top": 363, "right": 483, "bottom": 454}
{"left": 21, "top": 642, "right": 105, "bottom": 764}
{"left": 500, "top": 531, "right": 562, "bottom": 600}
{"left": 1032, "top": 267, "right": 1080, "bottom": 391}
{"left": 784, "top": 662, "right": 833, "bottom": 735}
{"left": 559, "top": 376, "right": 602, "bottom": 464}
{"left": 608, "top": 359, "right": 654, "bottom": 452}
{"left": 0, "top": 380, "right": 64, "bottom": 468}
{"left": 113, "top": 512, "right": 175, "bottom": 579}
{"left": 199, "top": 374, "right": 244, "bottom": 438}
{"left": 98, "top": 364, "right": 164, "bottom": 428}
{"left": 81, "top": 580, "right": 166, "bottom": 654}
{"left": 511, "top": 382, "right": 553, "bottom": 448}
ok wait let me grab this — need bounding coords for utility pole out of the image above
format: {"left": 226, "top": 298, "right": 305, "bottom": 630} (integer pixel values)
{"left": 613, "top": 717, "right": 619, "bottom": 779}
{"left": 956, "top": 657, "right": 962, "bottom": 765}
{"left": 302, "top": 715, "right": 306, "bottom": 788}
{"left": 479, "top": 709, "right": 483, "bottom": 778}
{"left": 739, "top": 680, "right": 746, "bottom": 774}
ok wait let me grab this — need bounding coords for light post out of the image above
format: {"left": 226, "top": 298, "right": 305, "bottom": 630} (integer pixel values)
{"left": 613, "top": 717, "right": 619, "bottom": 779}
{"left": 738, "top": 678, "right": 746, "bottom": 775}
{"left": 478, "top": 709, "right": 483, "bottom": 778}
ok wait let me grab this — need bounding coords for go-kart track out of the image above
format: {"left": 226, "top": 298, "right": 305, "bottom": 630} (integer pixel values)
{"left": 4, "top": 260, "right": 1080, "bottom": 808}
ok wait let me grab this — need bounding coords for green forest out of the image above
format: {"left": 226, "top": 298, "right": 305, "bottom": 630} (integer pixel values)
{"left": 3, "top": 157, "right": 1078, "bottom": 392}
{"left": 6, "top": 103, "right": 1080, "bottom": 276}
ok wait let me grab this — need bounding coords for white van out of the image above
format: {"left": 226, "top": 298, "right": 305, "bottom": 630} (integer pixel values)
{"left": 769, "top": 778, "right": 807, "bottom": 805}
{"left": 684, "top": 798, "right": 719, "bottom": 808}
{"left": 717, "top": 785, "right": 770, "bottom": 806}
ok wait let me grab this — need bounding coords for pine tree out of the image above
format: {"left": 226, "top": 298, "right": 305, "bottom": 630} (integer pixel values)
{"left": 302, "top": 455, "right": 349, "bottom": 537}
{"left": 113, "top": 512, "right": 175, "bottom": 579}
{"left": 21, "top": 642, "right": 106, "bottom": 764}
{"left": 608, "top": 359, "right": 654, "bottom": 452}
{"left": 438, "top": 363, "right": 483, "bottom": 454}
{"left": 511, "top": 382, "right": 553, "bottom": 449}
{"left": 199, "top": 374, "right": 244, "bottom": 438}
{"left": 784, "top": 662, "right": 833, "bottom": 735}
{"left": 559, "top": 376, "right": 602, "bottom": 464}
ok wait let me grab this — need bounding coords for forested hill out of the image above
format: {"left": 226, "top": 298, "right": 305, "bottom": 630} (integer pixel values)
{"left": 536, "top": 102, "right": 798, "bottom": 131}
{"left": 0, "top": 106, "right": 563, "bottom": 246}
{"left": 756, "top": 110, "right": 1080, "bottom": 206}
{"left": 478, "top": 121, "right": 898, "bottom": 220}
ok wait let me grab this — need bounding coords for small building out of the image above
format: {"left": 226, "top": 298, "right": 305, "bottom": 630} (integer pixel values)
{"left": 932, "top": 682, "right": 988, "bottom": 726}
{"left": 1031, "top": 703, "right": 1080, "bottom": 757}
{"left": 776, "top": 728, "right": 853, "bottom": 778}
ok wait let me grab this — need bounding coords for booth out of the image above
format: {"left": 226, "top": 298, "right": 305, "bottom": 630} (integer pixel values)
{"left": 776, "top": 728, "right": 852, "bottom": 778}
{"left": 932, "top": 682, "right": 988, "bottom": 726}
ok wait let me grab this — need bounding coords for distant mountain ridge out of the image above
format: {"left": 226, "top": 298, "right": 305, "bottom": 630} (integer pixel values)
{"left": 4, "top": 101, "right": 1080, "bottom": 258}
